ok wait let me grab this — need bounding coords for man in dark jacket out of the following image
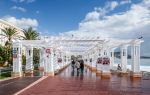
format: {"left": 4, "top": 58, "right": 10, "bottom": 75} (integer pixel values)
{"left": 80, "top": 59, "right": 84, "bottom": 73}
{"left": 71, "top": 60, "right": 75, "bottom": 70}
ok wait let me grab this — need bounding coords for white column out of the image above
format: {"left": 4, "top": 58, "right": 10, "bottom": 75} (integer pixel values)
{"left": 57, "top": 51, "right": 62, "bottom": 69}
{"left": 61, "top": 52, "right": 64, "bottom": 68}
{"left": 12, "top": 41, "right": 22, "bottom": 77}
{"left": 103, "top": 49, "right": 107, "bottom": 57}
{"left": 110, "top": 48, "right": 115, "bottom": 70}
{"left": 87, "top": 54, "right": 89, "bottom": 66}
{"left": 66, "top": 55, "right": 70, "bottom": 65}
{"left": 55, "top": 50, "right": 60, "bottom": 70}
{"left": 100, "top": 49, "right": 104, "bottom": 70}
{"left": 131, "top": 44, "right": 140, "bottom": 73}
{"left": 100, "top": 48, "right": 105, "bottom": 57}
{"left": 26, "top": 47, "right": 33, "bottom": 71}
{"left": 91, "top": 52, "right": 95, "bottom": 67}
{"left": 101, "top": 48, "right": 111, "bottom": 77}
{"left": 90, "top": 53, "right": 92, "bottom": 67}
{"left": 92, "top": 49, "right": 98, "bottom": 71}
{"left": 45, "top": 47, "right": 54, "bottom": 76}
{"left": 85, "top": 55, "right": 88, "bottom": 65}
{"left": 64, "top": 52, "right": 67, "bottom": 66}
{"left": 53, "top": 49, "right": 57, "bottom": 71}
{"left": 50, "top": 48, "right": 54, "bottom": 73}
{"left": 121, "top": 45, "right": 128, "bottom": 73}
{"left": 66, "top": 54, "right": 70, "bottom": 65}
{"left": 101, "top": 48, "right": 105, "bottom": 72}
{"left": 96, "top": 49, "right": 102, "bottom": 74}
{"left": 39, "top": 47, "right": 45, "bottom": 76}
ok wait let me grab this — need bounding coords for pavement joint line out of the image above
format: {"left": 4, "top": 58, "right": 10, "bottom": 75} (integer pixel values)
{"left": 13, "top": 76, "right": 48, "bottom": 95}
{"left": 0, "top": 80, "right": 18, "bottom": 87}
{"left": 0, "top": 77, "right": 19, "bottom": 82}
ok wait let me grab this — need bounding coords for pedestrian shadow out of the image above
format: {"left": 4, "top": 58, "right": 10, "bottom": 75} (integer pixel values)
{"left": 80, "top": 72, "right": 84, "bottom": 80}
{"left": 71, "top": 69, "right": 75, "bottom": 76}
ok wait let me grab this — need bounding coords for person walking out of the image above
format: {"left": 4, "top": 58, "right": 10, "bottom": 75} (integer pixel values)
{"left": 117, "top": 64, "right": 122, "bottom": 71}
{"left": 71, "top": 60, "right": 75, "bottom": 70}
{"left": 75, "top": 60, "right": 80, "bottom": 76}
{"left": 80, "top": 59, "right": 84, "bottom": 73}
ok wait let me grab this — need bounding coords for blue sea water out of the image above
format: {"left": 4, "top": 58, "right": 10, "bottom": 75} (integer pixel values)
{"left": 114, "top": 58, "right": 150, "bottom": 66}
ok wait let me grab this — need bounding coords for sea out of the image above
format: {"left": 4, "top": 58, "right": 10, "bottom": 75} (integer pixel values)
{"left": 114, "top": 58, "right": 150, "bottom": 72}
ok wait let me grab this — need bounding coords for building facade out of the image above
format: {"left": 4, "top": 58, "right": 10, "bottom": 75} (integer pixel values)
{"left": 0, "top": 19, "right": 24, "bottom": 46}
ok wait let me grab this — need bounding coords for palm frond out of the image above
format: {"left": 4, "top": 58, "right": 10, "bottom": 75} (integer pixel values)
{"left": 23, "top": 27, "right": 39, "bottom": 40}
{"left": 1, "top": 27, "right": 19, "bottom": 42}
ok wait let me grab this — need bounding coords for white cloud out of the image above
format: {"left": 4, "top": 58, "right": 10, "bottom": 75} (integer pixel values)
{"left": 120, "top": 0, "right": 132, "bottom": 5}
{"left": 11, "top": 6, "right": 26, "bottom": 12}
{"left": 2, "top": 16, "right": 38, "bottom": 29}
{"left": 110, "top": 1, "right": 119, "bottom": 10}
{"left": 85, "top": 11, "right": 100, "bottom": 21}
{"left": 12, "top": 0, "right": 36, "bottom": 3}
{"left": 62, "top": 0, "right": 150, "bottom": 56}
{"left": 85, "top": 1, "right": 119, "bottom": 21}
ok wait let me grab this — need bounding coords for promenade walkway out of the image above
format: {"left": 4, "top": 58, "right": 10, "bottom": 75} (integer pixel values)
{"left": 0, "top": 77, "right": 40, "bottom": 95}
{"left": 18, "top": 65, "right": 150, "bottom": 95}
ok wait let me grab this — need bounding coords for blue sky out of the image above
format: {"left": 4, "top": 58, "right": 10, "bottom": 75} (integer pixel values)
{"left": 1, "top": 0, "right": 150, "bottom": 56}
{"left": 0, "top": 0, "right": 141, "bottom": 35}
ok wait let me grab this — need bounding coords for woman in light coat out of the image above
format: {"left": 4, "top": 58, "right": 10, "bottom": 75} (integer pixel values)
{"left": 75, "top": 61, "right": 80, "bottom": 71}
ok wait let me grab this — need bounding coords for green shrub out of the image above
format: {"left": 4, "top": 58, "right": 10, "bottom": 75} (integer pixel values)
{"left": 1, "top": 72, "right": 11, "bottom": 77}
{"left": 22, "top": 55, "right": 26, "bottom": 65}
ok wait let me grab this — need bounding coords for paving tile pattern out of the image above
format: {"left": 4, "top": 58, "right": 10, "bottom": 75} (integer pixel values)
{"left": 0, "top": 77, "right": 40, "bottom": 95}
{"left": 19, "top": 66, "right": 150, "bottom": 95}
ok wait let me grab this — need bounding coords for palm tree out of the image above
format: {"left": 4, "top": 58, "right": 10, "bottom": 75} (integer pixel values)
{"left": 22, "top": 27, "right": 39, "bottom": 40}
{"left": 1, "top": 28, "right": 19, "bottom": 47}
{"left": 0, "top": 27, "right": 19, "bottom": 66}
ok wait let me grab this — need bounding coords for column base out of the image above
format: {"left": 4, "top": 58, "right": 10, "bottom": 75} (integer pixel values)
{"left": 84, "top": 64, "right": 88, "bottom": 68}
{"left": 25, "top": 70, "right": 33, "bottom": 77}
{"left": 44, "top": 72, "right": 54, "bottom": 76}
{"left": 85, "top": 64, "right": 91, "bottom": 69}
{"left": 101, "top": 71, "right": 111, "bottom": 79}
{"left": 130, "top": 72, "right": 142, "bottom": 78}
{"left": 84, "top": 64, "right": 88, "bottom": 67}
{"left": 96, "top": 70, "right": 102, "bottom": 76}
{"left": 39, "top": 67, "right": 44, "bottom": 76}
{"left": 63, "top": 65, "right": 68, "bottom": 69}
{"left": 39, "top": 71, "right": 45, "bottom": 76}
{"left": 54, "top": 70, "right": 59, "bottom": 75}
{"left": 91, "top": 67, "right": 97, "bottom": 72}
{"left": 120, "top": 71, "right": 129, "bottom": 76}
{"left": 88, "top": 66, "right": 92, "bottom": 70}
{"left": 12, "top": 72, "right": 22, "bottom": 77}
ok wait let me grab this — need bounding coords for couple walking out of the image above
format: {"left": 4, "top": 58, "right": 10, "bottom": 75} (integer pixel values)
{"left": 71, "top": 59, "right": 84, "bottom": 73}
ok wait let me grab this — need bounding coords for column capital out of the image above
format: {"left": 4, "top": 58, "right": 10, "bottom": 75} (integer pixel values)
{"left": 131, "top": 39, "right": 144, "bottom": 46}
{"left": 131, "top": 43, "right": 141, "bottom": 47}
{"left": 120, "top": 44, "right": 129, "bottom": 49}
{"left": 108, "top": 47, "right": 116, "bottom": 51}
{"left": 26, "top": 46, "right": 33, "bottom": 49}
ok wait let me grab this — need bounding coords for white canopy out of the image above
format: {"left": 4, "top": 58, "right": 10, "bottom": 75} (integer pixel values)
{"left": 12, "top": 36, "right": 144, "bottom": 55}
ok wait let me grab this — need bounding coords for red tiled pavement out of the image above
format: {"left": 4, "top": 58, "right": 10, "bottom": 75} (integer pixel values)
{"left": 19, "top": 66, "right": 150, "bottom": 95}
{"left": 0, "top": 77, "right": 40, "bottom": 95}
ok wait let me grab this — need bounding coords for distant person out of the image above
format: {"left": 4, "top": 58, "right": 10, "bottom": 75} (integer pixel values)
{"left": 117, "top": 64, "right": 122, "bottom": 71}
{"left": 71, "top": 60, "right": 75, "bottom": 69}
{"left": 75, "top": 60, "right": 80, "bottom": 71}
{"left": 80, "top": 59, "right": 84, "bottom": 73}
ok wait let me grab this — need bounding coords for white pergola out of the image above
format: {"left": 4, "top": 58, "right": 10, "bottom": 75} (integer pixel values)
{"left": 12, "top": 36, "right": 144, "bottom": 77}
